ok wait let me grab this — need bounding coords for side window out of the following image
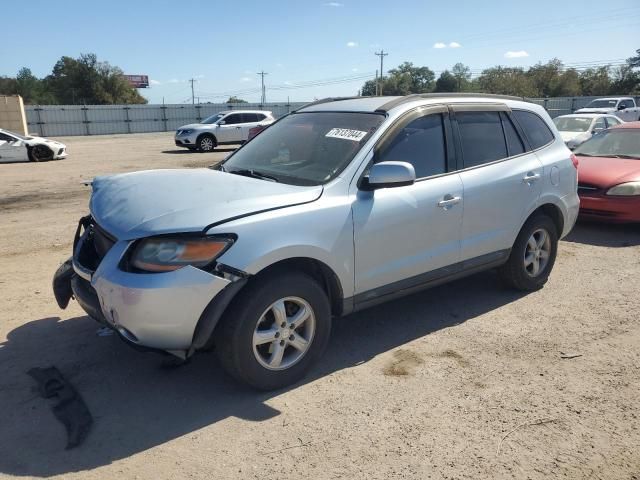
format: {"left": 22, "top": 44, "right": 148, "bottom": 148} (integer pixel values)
{"left": 512, "top": 110, "right": 555, "bottom": 150}
{"left": 456, "top": 111, "right": 508, "bottom": 168}
{"left": 223, "top": 114, "right": 241, "bottom": 125}
{"left": 256, "top": 114, "right": 266, "bottom": 121}
{"left": 500, "top": 112, "right": 525, "bottom": 156}
{"left": 0, "top": 132, "right": 15, "bottom": 142}
{"left": 606, "top": 116, "right": 621, "bottom": 128}
{"left": 241, "top": 113, "right": 258, "bottom": 123}
{"left": 593, "top": 118, "right": 606, "bottom": 131}
{"left": 621, "top": 99, "right": 634, "bottom": 109}
{"left": 377, "top": 113, "right": 447, "bottom": 178}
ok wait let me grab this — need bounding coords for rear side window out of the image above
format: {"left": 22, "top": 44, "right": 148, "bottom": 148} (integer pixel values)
{"left": 377, "top": 113, "right": 447, "bottom": 178}
{"left": 512, "top": 110, "right": 554, "bottom": 149}
{"left": 241, "top": 113, "right": 259, "bottom": 123}
{"left": 606, "top": 116, "right": 621, "bottom": 128}
{"left": 456, "top": 111, "right": 508, "bottom": 168}
{"left": 256, "top": 114, "right": 266, "bottom": 121}
{"left": 621, "top": 99, "right": 634, "bottom": 109}
{"left": 500, "top": 112, "right": 525, "bottom": 156}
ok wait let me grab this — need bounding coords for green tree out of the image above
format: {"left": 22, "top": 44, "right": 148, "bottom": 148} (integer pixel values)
{"left": 226, "top": 96, "right": 248, "bottom": 103}
{"left": 579, "top": 67, "right": 612, "bottom": 96}
{"left": 451, "top": 63, "right": 472, "bottom": 91}
{"left": 609, "top": 65, "right": 640, "bottom": 94}
{"left": 434, "top": 71, "right": 458, "bottom": 92}
{"left": 477, "top": 66, "right": 538, "bottom": 97}
{"left": 627, "top": 49, "right": 640, "bottom": 69}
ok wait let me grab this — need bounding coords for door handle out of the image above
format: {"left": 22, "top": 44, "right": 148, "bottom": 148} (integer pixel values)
{"left": 437, "top": 195, "right": 461, "bottom": 209}
{"left": 522, "top": 172, "right": 541, "bottom": 184}
{"left": 236, "top": 126, "right": 241, "bottom": 129}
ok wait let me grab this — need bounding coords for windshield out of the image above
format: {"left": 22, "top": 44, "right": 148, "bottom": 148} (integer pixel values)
{"left": 553, "top": 117, "right": 592, "bottom": 132}
{"left": 574, "top": 129, "right": 640, "bottom": 159}
{"left": 219, "top": 112, "right": 384, "bottom": 186}
{"left": 201, "top": 113, "right": 226, "bottom": 124}
{"left": 585, "top": 99, "right": 618, "bottom": 109}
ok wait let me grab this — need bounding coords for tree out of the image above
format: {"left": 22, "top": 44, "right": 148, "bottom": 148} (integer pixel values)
{"left": 579, "top": 67, "right": 612, "bottom": 96}
{"left": 627, "top": 49, "right": 640, "bottom": 69}
{"left": 609, "top": 65, "right": 640, "bottom": 94}
{"left": 477, "top": 67, "right": 538, "bottom": 97}
{"left": 451, "top": 63, "right": 472, "bottom": 91}
{"left": 434, "top": 71, "right": 458, "bottom": 92}
{"left": 226, "top": 96, "right": 248, "bottom": 103}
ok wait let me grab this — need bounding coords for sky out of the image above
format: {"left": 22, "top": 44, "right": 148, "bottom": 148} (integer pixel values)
{"left": 1, "top": 0, "right": 638, "bottom": 104}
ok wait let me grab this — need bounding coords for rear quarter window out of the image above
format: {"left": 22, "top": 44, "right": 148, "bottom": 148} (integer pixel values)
{"left": 512, "top": 110, "right": 555, "bottom": 150}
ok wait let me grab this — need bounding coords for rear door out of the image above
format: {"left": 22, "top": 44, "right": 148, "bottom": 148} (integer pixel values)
{"left": 238, "top": 113, "right": 259, "bottom": 140}
{"left": 452, "top": 106, "right": 544, "bottom": 261}
{"left": 352, "top": 106, "right": 463, "bottom": 302}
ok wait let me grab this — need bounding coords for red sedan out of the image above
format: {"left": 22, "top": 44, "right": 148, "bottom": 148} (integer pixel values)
{"left": 574, "top": 122, "right": 640, "bottom": 223}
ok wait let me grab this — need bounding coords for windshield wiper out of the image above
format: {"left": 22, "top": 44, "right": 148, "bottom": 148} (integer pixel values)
{"left": 227, "top": 168, "right": 279, "bottom": 182}
{"left": 608, "top": 154, "right": 639, "bottom": 159}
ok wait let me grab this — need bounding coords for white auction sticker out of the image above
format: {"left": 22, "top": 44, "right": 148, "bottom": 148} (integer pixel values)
{"left": 325, "top": 128, "right": 368, "bottom": 142}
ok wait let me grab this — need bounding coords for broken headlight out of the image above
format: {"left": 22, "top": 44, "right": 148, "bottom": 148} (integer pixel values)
{"left": 130, "top": 236, "right": 234, "bottom": 272}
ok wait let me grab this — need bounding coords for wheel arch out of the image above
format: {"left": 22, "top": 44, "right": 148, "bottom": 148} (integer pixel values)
{"left": 530, "top": 203, "right": 564, "bottom": 236}
{"left": 196, "top": 132, "right": 217, "bottom": 146}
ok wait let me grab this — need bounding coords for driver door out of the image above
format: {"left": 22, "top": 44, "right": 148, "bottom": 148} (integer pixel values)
{"left": 0, "top": 133, "right": 27, "bottom": 162}
{"left": 217, "top": 113, "right": 243, "bottom": 143}
{"left": 351, "top": 107, "right": 463, "bottom": 305}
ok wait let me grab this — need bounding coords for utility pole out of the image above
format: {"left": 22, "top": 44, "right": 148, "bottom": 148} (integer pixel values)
{"left": 189, "top": 78, "right": 196, "bottom": 104}
{"left": 374, "top": 50, "right": 388, "bottom": 95}
{"left": 375, "top": 69, "right": 378, "bottom": 96}
{"left": 257, "top": 71, "right": 268, "bottom": 104}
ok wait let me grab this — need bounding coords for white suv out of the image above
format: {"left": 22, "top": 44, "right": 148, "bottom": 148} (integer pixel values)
{"left": 55, "top": 94, "right": 579, "bottom": 390}
{"left": 175, "top": 110, "right": 275, "bottom": 152}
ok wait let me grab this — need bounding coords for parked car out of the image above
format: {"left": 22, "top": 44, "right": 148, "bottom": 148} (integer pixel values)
{"left": 574, "top": 121, "right": 640, "bottom": 223}
{"left": 53, "top": 94, "right": 579, "bottom": 390}
{"left": 552, "top": 114, "right": 623, "bottom": 149}
{"left": 247, "top": 124, "right": 269, "bottom": 140}
{"left": 0, "top": 128, "right": 67, "bottom": 162}
{"left": 174, "top": 110, "right": 275, "bottom": 152}
{"left": 575, "top": 97, "right": 640, "bottom": 122}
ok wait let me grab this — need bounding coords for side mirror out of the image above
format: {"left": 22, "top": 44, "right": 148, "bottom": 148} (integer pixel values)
{"left": 617, "top": 104, "right": 626, "bottom": 111}
{"left": 361, "top": 161, "right": 416, "bottom": 190}
{"left": 218, "top": 120, "right": 226, "bottom": 125}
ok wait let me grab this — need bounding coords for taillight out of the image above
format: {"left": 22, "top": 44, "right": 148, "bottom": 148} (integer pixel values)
{"left": 570, "top": 153, "right": 579, "bottom": 169}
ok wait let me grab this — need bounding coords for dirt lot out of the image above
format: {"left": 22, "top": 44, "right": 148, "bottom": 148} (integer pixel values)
{"left": 0, "top": 133, "right": 639, "bottom": 480}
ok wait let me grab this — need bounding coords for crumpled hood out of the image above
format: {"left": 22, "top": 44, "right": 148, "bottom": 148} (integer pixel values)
{"left": 90, "top": 169, "right": 323, "bottom": 240}
{"left": 575, "top": 108, "right": 615, "bottom": 114}
{"left": 577, "top": 156, "right": 640, "bottom": 188}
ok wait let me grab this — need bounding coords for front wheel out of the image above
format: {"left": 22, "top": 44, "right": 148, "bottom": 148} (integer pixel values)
{"left": 29, "top": 145, "right": 53, "bottom": 162}
{"left": 499, "top": 214, "right": 558, "bottom": 291}
{"left": 215, "top": 272, "right": 332, "bottom": 390}
{"left": 197, "top": 134, "right": 216, "bottom": 152}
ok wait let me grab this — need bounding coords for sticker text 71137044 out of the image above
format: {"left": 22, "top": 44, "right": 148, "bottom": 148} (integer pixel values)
{"left": 325, "top": 128, "right": 368, "bottom": 142}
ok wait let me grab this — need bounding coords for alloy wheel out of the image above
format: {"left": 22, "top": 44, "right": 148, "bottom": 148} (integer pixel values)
{"left": 524, "top": 228, "right": 551, "bottom": 277}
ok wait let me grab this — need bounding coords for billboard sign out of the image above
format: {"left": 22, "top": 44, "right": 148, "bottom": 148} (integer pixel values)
{"left": 124, "top": 75, "right": 150, "bottom": 88}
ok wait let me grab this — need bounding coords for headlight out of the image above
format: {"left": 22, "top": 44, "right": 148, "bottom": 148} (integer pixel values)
{"left": 606, "top": 182, "right": 640, "bottom": 196}
{"left": 180, "top": 129, "right": 194, "bottom": 135}
{"left": 130, "top": 236, "right": 234, "bottom": 272}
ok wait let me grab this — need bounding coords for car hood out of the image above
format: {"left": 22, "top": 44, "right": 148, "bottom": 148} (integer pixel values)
{"left": 575, "top": 108, "right": 615, "bottom": 114}
{"left": 577, "top": 155, "right": 640, "bottom": 188}
{"left": 178, "top": 123, "right": 215, "bottom": 130}
{"left": 90, "top": 168, "right": 323, "bottom": 240}
{"left": 559, "top": 131, "right": 589, "bottom": 142}
{"left": 25, "top": 136, "right": 66, "bottom": 148}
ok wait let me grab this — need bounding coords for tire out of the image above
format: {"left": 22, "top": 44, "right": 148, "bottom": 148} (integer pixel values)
{"left": 196, "top": 134, "right": 216, "bottom": 152}
{"left": 215, "top": 271, "right": 332, "bottom": 390}
{"left": 29, "top": 144, "right": 53, "bottom": 162}
{"left": 499, "top": 214, "right": 558, "bottom": 291}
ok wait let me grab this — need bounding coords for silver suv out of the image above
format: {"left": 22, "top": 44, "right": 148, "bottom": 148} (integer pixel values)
{"left": 53, "top": 94, "right": 579, "bottom": 390}
{"left": 175, "top": 110, "right": 275, "bottom": 152}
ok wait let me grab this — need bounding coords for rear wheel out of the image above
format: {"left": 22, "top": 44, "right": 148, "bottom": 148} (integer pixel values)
{"left": 499, "top": 214, "right": 558, "bottom": 291}
{"left": 215, "top": 272, "right": 331, "bottom": 390}
{"left": 197, "top": 134, "right": 216, "bottom": 152}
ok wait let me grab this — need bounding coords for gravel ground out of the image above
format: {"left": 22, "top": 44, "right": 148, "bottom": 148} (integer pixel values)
{"left": 0, "top": 133, "right": 639, "bottom": 480}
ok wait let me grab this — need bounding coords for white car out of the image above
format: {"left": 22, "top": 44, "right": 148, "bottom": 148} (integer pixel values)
{"left": 574, "top": 97, "right": 640, "bottom": 122}
{"left": 0, "top": 128, "right": 68, "bottom": 162}
{"left": 174, "top": 110, "right": 276, "bottom": 152}
{"left": 552, "top": 114, "right": 623, "bottom": 149}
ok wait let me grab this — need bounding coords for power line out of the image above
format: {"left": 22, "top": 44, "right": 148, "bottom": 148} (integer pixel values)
{"left": 375, "top": 50, "right": 388, "bottom": 95}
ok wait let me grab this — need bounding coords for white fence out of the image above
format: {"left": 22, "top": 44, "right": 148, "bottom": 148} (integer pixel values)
{"left": 24, "top": 96, "right": 640, "bottom": 137}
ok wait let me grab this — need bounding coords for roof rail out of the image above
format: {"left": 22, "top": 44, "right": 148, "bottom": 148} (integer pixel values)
{"left": 375, "top": 93, "right": 528, "bottom": 113}
{"left": 294, "top": 96, "right": 372, "bottom": 112}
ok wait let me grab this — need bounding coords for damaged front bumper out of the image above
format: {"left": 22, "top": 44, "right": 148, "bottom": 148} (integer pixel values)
{"left": 53, "top": 217, "right": 246, "bottom": 356}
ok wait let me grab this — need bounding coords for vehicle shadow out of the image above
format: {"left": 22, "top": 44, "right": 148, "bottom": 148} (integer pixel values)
{"left": 563, "top": 220, "right": 640, "bottom": 247}
{"left": 0, "top": 270, "right": 526, "bottom": 477}
{"left": 162, "top": 148, "right": 237, "bottom": 154}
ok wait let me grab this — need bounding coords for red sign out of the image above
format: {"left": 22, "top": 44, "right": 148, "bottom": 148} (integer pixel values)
{"left": 124, "top": 75, "right": 149, "bottom": 88}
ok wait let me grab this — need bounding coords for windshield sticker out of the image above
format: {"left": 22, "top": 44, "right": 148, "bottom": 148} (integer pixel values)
{"left": 325, "top": 128, "right": 368, "bottom": 142}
